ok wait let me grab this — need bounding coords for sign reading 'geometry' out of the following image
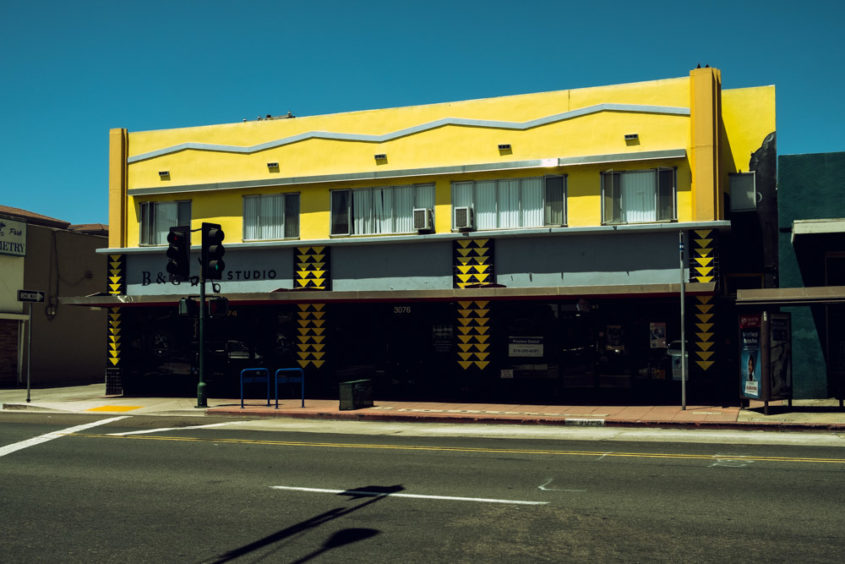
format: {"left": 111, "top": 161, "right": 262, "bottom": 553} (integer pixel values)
{"left": 0, "top": 218, "right": 26, "bottom": 256}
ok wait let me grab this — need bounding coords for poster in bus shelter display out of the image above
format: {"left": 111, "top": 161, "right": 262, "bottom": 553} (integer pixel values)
{"left": 739, "top": 311, "right": 792, "bottom": 402}
{"left": 740, "top": 314, "right": 761, "bottom": 399}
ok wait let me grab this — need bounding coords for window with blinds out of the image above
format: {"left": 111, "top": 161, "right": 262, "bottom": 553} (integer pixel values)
{"left": 330, "top": 183, "right": 435, "bottom": 236}
{"left": 243, "top": 193, "right": 300, "bottom": 240}
{"left": 451, "top": 175, "right": 566, "bottom": 230}
{"left": 140, "top": 200, "right": 191, "bottom": 245}
{"left": 601, "top": 168, "right": 676, "bottom": 224}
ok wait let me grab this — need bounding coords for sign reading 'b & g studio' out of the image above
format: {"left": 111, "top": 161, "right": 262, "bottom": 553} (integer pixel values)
{"left": 0, "top": 218, "right": 26, "bottom": 257}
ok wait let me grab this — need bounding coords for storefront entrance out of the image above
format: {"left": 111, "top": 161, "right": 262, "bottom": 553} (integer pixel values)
{"left": 115, "top": 294, "right": 720, "bottom": 404}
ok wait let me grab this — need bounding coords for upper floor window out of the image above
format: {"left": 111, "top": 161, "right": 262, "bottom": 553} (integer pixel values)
{"left": 601, "top": 168, "right": 676, "bottom": 224}
{"left": 451, "top": 175, "right": 566, "bottom": 230}
{"left": 330, "top": 183, "right": 435, "bottom": 236}
{"left": 140, "top": 200, "right": 191, "bottom": 245}
{"left": 243, "top": 193, "right": 300, "bottom": 241}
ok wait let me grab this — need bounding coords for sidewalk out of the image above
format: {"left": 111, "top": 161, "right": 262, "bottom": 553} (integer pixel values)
{"left": 3, "top": 384, "right": 845, "bottom": 431}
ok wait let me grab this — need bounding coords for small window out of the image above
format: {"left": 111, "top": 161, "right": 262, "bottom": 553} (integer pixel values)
{"left": 330, "top": 190, "right": 351, "bottom": 236}
{"left": 451, "top": 175, "right": 566, "bottom": 230}
{"left": 544, "top": 175, "right": 565, "bottom": 226}
{"left": 330, "top": 184, "right": 435, "bottom": 236}
{"left": 243, "top": 193, "right": 300, "bottom": 240}
{"left": 601, "top": 168, "right": 676, "bottom": 225}
{"left": 140, "top": 200, "right": 191, "bottom": 245}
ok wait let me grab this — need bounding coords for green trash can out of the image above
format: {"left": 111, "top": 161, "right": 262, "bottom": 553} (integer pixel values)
{"left": 339, "top": 379, "right": 373, "bottom": 410}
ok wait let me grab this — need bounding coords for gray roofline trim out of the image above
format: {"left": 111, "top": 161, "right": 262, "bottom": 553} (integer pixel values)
{"left": 128, "top": 149, "right": 687, "bottom": 197}
{"left": 97, "top": 218, "right": 729, "bottom": 255}
{"left": 127, "top": 104, "right": 690, "bottom": 164}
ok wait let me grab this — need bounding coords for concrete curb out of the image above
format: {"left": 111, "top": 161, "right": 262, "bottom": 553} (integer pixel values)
{"left": 204, "top": 406, "right": 845, "bottom": 433}
{"left": 1, "top": 403, "right": 67, "bottom": 413}
{"left": 4, "top": 394, "right": 844, "bottom": 433}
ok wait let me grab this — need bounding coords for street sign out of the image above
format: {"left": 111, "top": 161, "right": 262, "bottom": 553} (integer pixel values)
{"left": 17, "top": 290, "right": 45, "bottom": 303}
{"left": 17, "top": 289, "right": 44, "bottom": 403}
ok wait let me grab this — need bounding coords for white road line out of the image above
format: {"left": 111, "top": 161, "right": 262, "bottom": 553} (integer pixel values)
{"left": 0, "top": 416, "right": 130, "bottom": 458}
{"left": 538, "top": 478, "right": 587, "bottom": 493}
{"left": 107, "top": 422, "right": 236, "bottom": 436}
{"left": 270, "top": 485, "right": 549, "bottom": 505}
{"left": 710, "top": 454, "right": 753, "bottom": 468}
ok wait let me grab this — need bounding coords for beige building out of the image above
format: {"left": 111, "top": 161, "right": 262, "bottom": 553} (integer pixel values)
{"left": 0, "top": 206, "right": 107, "bottom": 387}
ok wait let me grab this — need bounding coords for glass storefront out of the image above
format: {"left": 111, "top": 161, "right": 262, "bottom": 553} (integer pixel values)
{"left": 118, "top": 296, "right": 720, "bottom": 404}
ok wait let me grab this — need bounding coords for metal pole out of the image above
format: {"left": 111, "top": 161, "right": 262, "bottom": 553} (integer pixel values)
{"left": 679, "top": 230, "right": 687, "bottom": 410}
{"left": 197, "top": 267, "right": 208, "bottom": 408}
{"left": 26, "top": 302, "right": 32, "bottom": 403}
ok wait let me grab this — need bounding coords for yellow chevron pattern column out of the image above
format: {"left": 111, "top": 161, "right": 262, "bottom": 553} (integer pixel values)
{"left": 108, "top": 308, "right": 121, "bottom": 367}
{"left": 108, "top": 254, "right": 126, "bottom": 295}
{"left": 457, "top": 300, "right": 491, "bottom": 370}
{"left": 690, "top": 230, "right": 718, "bottom": 283}
{"left": 107, "top": 254, "right": 125, "bottom": 367}
{"left": 689, "top": 230, "right": 718, "bottom": 373}
{"left": 693, "top": 295, "right": 715, "bottom": 372}
{"left": 297, "top": 303, "right": 326, "bottom": 368}
{"left": 454, "top": 239, "right": 494, "bottom": 288}
{"left": 295, "top": 246, "right": 330, "bottom": 290}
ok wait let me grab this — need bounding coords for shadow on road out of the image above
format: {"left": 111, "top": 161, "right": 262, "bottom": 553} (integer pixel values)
{"left": 201, "top": 484, "right": 403, "bottom": 563}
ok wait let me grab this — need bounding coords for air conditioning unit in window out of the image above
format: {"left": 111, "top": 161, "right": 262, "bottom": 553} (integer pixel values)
{"left": 454, "top": 206, "right": 474, "bottom": 230}
{"left": 413, "top": 208, "right": 433, "bottom": 231}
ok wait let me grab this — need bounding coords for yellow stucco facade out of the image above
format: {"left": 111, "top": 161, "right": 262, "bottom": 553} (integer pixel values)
{"left": 109, "top": 68, "right": 775, "bottom": 249}
{"left": 94, "top": 67, "right": 780, "bottom": 403}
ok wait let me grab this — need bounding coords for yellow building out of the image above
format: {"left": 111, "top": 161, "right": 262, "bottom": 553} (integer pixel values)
{"left": 76, "top": 67, "right": 777, "bottom": 402}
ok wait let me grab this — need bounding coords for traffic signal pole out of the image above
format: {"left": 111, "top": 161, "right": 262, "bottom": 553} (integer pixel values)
{"left": 197, "top": 257, "right": 208, "bottom": 408}
{"left": 197, "top": 222, "right": 224, "bottom": 408}
{"left": 166, "top": 223, "right": 223, "bottom": 408}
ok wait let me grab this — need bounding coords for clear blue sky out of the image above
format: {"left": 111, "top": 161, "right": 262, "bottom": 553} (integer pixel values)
{"left": 1, "top": 0, "right": 842, "bottom": 226}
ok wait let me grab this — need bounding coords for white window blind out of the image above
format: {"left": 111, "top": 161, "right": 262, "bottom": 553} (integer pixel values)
{"left": 602, "top": 169, "right": 676, "bottom": 225}
{"left": 451, "top": 176, "right": 565, "bottom": 230}
{"left": 331, "top": 183, "right": 435, "bottom": 235}
{"left": 140, "top": 200, "right": 191, "bottom": 245}
{"left": 243, "top": 193, "right": 299, "bottom": 240}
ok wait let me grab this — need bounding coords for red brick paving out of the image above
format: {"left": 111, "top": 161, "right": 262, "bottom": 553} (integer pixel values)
{"left": 207, "top": 398, "right": 744, "bottom": 428}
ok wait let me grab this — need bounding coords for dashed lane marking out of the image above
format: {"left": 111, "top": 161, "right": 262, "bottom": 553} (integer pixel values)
{"left": 270, "top": 485, "right": 548, "bottom": 505}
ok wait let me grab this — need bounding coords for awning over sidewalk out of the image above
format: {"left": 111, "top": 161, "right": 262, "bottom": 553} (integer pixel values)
{"left": 791, "top": 218, "right": 845, "bottom": 243}
{"left": 736, "top": 286, "right": 845, "bottom": 306}
{"left": 62, "top": 282, "right": 716, "bottom": 308}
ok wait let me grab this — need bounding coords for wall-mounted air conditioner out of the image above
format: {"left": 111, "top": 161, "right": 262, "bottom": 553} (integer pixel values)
{"left": 454, "top": 206, "right": 474, "bottom": 230}
{"left": 729, "top": 171, "right": 758, "bottom": 212}
{"left": 413, "top": 208, "right": 433, "bottom": 231}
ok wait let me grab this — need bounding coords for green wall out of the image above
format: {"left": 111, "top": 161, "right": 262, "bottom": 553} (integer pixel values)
{"left": 778, "top": 152, "right": 845, "bottom": 397}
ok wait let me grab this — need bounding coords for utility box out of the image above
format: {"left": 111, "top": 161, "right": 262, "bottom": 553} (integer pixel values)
{"left": 339, "top": 379, "right": 373, "bottom": 410}
{"left": 666, "top": 340, "right": 689, "bottom": 381}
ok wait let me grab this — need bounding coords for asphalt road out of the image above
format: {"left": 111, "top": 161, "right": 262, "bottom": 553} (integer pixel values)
{"left": 1, "top": 412, "right": 844, "bottom": 563}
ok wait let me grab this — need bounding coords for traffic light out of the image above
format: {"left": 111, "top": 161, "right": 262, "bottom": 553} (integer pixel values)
{"left": 166, "top": 226, "right": 191, "bottom": 281}
{"left": 207, "top": 296, "right": 229, "bottom": 318}
{"left": 201, "top": 222, "right": 225, "bottom": 279}
{"left": 177, "top": 297, "right": 198, "bottom": 317}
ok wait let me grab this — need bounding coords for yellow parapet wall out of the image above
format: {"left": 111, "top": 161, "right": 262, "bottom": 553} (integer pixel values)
{"left": 110, "top": 69, "right": 774, "bottom": 247}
